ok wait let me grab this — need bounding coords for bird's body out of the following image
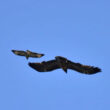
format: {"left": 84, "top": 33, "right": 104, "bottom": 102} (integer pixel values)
{"left": 12, "top": 50, "right": 44, "bottom": 59}
{"left": 29, "top": 56, "right": 101, "bottom": 74}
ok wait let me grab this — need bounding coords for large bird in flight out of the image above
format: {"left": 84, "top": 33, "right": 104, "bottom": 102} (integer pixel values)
{"left": 28, "top": 56, "right": 101, "bottom": 74}
{"left": 12, "top": 50, "right": 44, "bottom": 59}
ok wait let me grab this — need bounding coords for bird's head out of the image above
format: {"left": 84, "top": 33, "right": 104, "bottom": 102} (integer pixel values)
{"left": 26, "top": 50, "right": 31, "bottom": 53}
{"left": 55, "top": 56, "right": 67, "bottom": 61}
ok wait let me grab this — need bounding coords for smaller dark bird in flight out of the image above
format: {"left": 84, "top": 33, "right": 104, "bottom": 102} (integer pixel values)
{"left": 12, "top": 50, "right": 44, "bottom": 59}
{"left": 28, "top": 56, "right": 101, "bottom": 75}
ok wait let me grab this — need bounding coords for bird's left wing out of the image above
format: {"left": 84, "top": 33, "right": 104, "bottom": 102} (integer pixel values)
{"left": 67, "top": 60, "right": 101, "bottom": 74}
{"left": 28, "top": 51, "right": 44, "bottom": 58}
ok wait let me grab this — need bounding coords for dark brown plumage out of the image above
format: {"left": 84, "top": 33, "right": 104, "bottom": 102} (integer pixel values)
{"left": 29, "top": 60, "right": 59, "bottom": 72}
{"left": 12, "top": 50, "right": 44, "bottom": 59}
{"left": 28, "top": 56, "right": 101, "bottom": 74}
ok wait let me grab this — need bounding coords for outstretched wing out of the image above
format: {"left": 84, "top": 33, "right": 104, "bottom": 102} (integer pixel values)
{"left": 28, "top": 60, "right": 60, "bottom": 72}
{"left": 28, "top": 51, "right": 44, "bottom": 58}
{"left": 12, "top": 50, "right": 26, "bottom": 56}
{"left": 67, "top": 60, "right": 101, "bottom": 74}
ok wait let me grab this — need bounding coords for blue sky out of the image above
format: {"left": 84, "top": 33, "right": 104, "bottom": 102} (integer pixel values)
{"left": 0, "top": 0, "right": 110, "bottom": 110}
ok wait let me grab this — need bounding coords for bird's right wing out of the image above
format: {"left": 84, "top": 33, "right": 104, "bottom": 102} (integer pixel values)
{"left": 28, "top": 60, "right": 60, "bottom": 72}
{"left": 12, "top": 50, "right": 26, "bottom": 56}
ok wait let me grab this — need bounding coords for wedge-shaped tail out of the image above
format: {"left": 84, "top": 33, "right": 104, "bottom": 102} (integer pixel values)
{"left": 28, "top": 56, "right": 101, "bottom": 74}
{"left": 12, "top": 50, "right": 44, "bottom": 59}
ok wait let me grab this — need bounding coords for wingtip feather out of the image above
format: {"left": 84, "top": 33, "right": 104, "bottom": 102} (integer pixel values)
{"left": 41, "top": 54, "right": 45, "bottom": 56}
{"left": 85, "top": 67, "right": 101, "bottom": 75}
{"left": 28, "top": 62, "right": 32, "bottom": 67}
{"left": 93, "top": 67, "right": 101, "bottom": 73}
{"left": 12, "top": 50, "right": 15, "bottom": 53}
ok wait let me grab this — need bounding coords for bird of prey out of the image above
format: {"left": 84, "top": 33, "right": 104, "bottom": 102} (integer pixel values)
{"left": 12, "top": 50, "right": 44, "bottom": 59}
{"left": 28, "top": 56, "right": 101, "bottom": 75}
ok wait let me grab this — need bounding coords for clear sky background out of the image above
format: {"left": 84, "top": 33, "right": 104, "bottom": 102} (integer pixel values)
{"left": 0, "top": 0, "right": 110, "bottom": 110}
